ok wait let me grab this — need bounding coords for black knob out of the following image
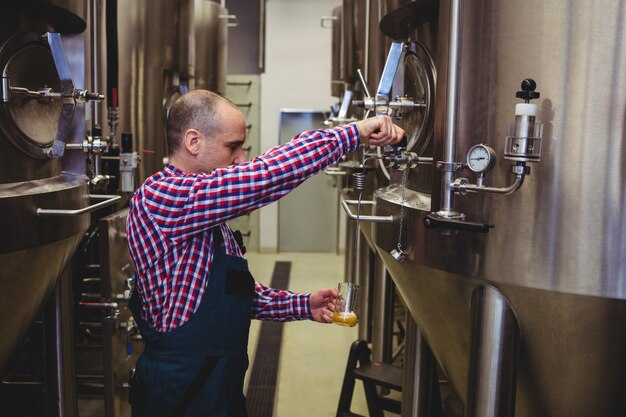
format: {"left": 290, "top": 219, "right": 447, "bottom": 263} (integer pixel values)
{"left": 521, "top": 79, "right": 536, "bottom": 91}
{"left": 515, "top": 78, "right": 540, "bottom": 102}
{"left": 121, "top": 132, "right": 133, "bottom": 153}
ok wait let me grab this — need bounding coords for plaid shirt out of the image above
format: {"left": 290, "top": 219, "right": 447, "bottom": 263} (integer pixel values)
{"left": 126, "top": 124, "right": 359, "bottom": 332}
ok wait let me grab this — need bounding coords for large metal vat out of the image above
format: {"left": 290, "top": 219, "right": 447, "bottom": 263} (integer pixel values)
{"left": 371, "top": 1, "right": 626, "bottom": 416}
{"left": 0, "top": 1, "right": 92, "bottom": 374}
{"left": 116, "top": 0, "right": 177, "bottom": 182}
{"left": 117, "top": 0, "right": 229, "bottom": 182}
{"left": 196, "top": 1, "right": 228, "bottom": 94}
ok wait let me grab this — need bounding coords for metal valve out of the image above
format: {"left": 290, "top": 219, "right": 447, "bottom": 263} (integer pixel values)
{"left": 353, "top": 68, "right": 424, "bottom": 117}
{"left": 363, "top": 144, "right": 432, "bottom": 171}
{"left": 504, "top": 79, "right": 543, "bottom": 163}
{"left": 382, "top": 148, "right": 420, "bottom": 170}
{"left": 73, "top": 88, "right": 105, "bottom": 103}
{"left": 429, "top": 78, "right": 543, "bottom": 233}
{"left": 4, "top": 82, "right": 104, "bottom": 104}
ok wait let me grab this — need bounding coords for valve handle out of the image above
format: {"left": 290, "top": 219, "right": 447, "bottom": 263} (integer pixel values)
{"left": 356, "top": 69, "right": 372, "bottom": 99}
{"left": 515, "top": 78, "right": 540, "bottom": 103}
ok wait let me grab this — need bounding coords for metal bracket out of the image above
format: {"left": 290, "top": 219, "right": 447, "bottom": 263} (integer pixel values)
{"left": 424, "top": 212, "right": 494, "bottom": 233}
{"left": 436, "top": 161, "right": 464, "bottom": 172}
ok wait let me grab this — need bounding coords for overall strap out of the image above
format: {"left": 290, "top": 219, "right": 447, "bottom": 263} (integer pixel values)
{"left": 165, "top": 356, "right": 220, "bottom": 417}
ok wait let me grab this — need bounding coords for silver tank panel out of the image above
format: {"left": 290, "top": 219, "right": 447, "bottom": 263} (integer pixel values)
{"left": 424, "top": 0, "right": 626, "bottom": 298}
{"left": 370, "top": 0, "right": 626, "bottom": 416}
{"left": 0, "top": 0, "right": 90, "bottom": 373}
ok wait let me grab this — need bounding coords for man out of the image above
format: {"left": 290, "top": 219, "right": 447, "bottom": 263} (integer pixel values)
{"left": 126, "top": 90, "right": 404, "bottom": 417}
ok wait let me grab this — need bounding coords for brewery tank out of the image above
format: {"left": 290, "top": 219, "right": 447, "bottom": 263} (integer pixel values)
{"left": 0, "top": 0, "right": 93, "bottom": 374}
{"left": 117, "top": 0, "right": 229, "bottom": 183}
{"left": 371, "top": 1, "right": 626, "bottom": 416}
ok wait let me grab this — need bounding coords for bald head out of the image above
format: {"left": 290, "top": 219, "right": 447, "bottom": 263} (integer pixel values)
{"left": 166, "top": 89, "right": 237, "bottom": 155}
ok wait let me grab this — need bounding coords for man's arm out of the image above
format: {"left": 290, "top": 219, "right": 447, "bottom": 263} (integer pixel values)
{"left": 252, "top": 282, "right": 311, "bottom": 322}
{"left": 251, "top": 283, "right": 340, "bottom": 324}
{"left": 148, "top": 116, "right": 403, "bottom": 242}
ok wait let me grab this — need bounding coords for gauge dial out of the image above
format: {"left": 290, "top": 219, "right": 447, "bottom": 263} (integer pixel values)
{"left": 467, "top": 144, "right": 496, "bottom": 173}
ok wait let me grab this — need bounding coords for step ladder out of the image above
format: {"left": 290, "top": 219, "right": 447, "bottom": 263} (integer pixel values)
{"left": 336, "top": 339, "right": 403, "bottom": 417}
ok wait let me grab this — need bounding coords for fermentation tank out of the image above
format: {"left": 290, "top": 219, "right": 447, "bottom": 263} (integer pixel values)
{"left": 368, "top": 1, "right": 626, "bottom": 416}
{"left": 117, "top": 0, "right": 230, "bottom": 182}
{"left": 340, "top": 0, "right": 438, "bottom": 346}
{"left": 0, "top": 1, "right": 105, "bottom": 375}
{"left": 116, "top": 0, "right": 177, "bottom": 182}
{"left": 197, "top": 1, "right": 229, "bottom": 95}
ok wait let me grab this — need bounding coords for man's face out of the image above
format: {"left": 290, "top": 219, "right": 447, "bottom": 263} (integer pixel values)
{"left": 199, "top": 103, "right": 247, "bottom": 172}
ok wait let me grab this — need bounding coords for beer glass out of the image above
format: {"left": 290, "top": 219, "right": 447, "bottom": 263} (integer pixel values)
{"left": 333, "top": 282, "right": 359, "bottom": 327}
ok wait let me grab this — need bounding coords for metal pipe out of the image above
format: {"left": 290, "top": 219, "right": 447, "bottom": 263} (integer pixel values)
{"left": 356, "top": 232, "right": 372, "bottom": 342}
{"left": 402, "top": 314, "right": 443, "bottom": 417}
{"left": 357, "top": 69, "right": 371, "bottom": 98}
{"left": 364, "top": 0, "right": 370, "bottom": 82}
{"left": 439, "top": 0, "right": 463, "bottom": 214}
{"left": 37, "top": 194, "right": 121, "bottom": 217}
{"left": 371, "top": 257, "right": 393, "bottom": 364}
{"left": 341, "top": 199, "right": 394, "bottom": 222}
{"left": 344, "top": 216, "right": 356, "bottom": 283}
{"left": 103, "top": 317, "right": 115, "bottom": 417}
{"left": 90, "top": 0, "right": 101, "bottom": 127}
{"left": 79, "top": 301, "right": 119, "bottom": 309}
{"left": 466, "top": 286, "right": 521, "bottom": 417}
{"left": 454, "top": 174, "right": 525, "bottom": 196}
{"left": 44, "top": 270, "right": 78, "bottom": 417}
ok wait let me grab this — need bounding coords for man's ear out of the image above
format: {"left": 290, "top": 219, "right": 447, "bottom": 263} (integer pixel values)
{"left": 183, "top": 128, "right": 201, "bottom": 155}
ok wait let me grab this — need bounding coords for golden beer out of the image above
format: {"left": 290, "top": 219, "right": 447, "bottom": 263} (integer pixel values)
{"left": 333, "top": 311, "right": 358, "bottom": 327}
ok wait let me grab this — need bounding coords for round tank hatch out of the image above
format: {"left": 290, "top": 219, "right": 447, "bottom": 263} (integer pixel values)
{"left": 0, "top": 32, "right": 63, "bottom": 158}
{"left": 402, "top": 42, "right": 435, "bottom": 156}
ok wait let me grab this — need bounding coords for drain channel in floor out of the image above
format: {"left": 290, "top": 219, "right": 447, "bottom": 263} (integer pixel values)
{"left": 246, "top": 261, "right": 291, "bottom": 417}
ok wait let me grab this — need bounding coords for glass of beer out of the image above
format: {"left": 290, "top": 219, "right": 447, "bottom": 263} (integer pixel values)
{"left": 333, "top": 282, "right": 359, "bottom": 327}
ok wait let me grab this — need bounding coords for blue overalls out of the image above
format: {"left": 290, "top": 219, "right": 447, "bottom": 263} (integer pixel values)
{"left": 129, "top": 228, "right": 253, "bottom": 417}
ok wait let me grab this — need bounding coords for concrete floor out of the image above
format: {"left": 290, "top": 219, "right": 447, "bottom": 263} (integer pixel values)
{"left": 244, "top": 251, "right": 370, "bottom": 417}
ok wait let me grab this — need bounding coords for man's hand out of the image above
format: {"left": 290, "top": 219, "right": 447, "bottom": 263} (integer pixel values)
{"left": 354, "top": 115, "right": 405, "bottom": 147}
{"left": 309, "top": 288, "right": 340, "bottom": 323}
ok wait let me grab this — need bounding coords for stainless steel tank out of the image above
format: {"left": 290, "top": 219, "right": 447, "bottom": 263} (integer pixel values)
{"left": 0, "top": 1, "right": 92, "bottom": 374}
{"left": 116, "top": 0, "right": 177, "bottom": 182}
{"left": 196, "top": 0, "right": 228, "bottom": 94}
{"left": 117, "top": 0, "right": 229, "bottom": 182}
{"left": 371, "top": 1, "right": 626, "bottom": 416}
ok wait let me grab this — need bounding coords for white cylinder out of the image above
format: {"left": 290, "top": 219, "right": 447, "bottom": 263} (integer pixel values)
{"left": 515, "top": 103, "right": 537, "bottom": 117}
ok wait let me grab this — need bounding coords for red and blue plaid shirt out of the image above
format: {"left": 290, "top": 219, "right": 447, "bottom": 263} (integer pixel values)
{"left": 126, "top": 124, "right": 359, "bottom": 332}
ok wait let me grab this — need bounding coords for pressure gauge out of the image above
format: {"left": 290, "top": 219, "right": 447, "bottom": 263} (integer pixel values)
{"left": 466, "top": 144, "right": 496, "bottom": 173}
